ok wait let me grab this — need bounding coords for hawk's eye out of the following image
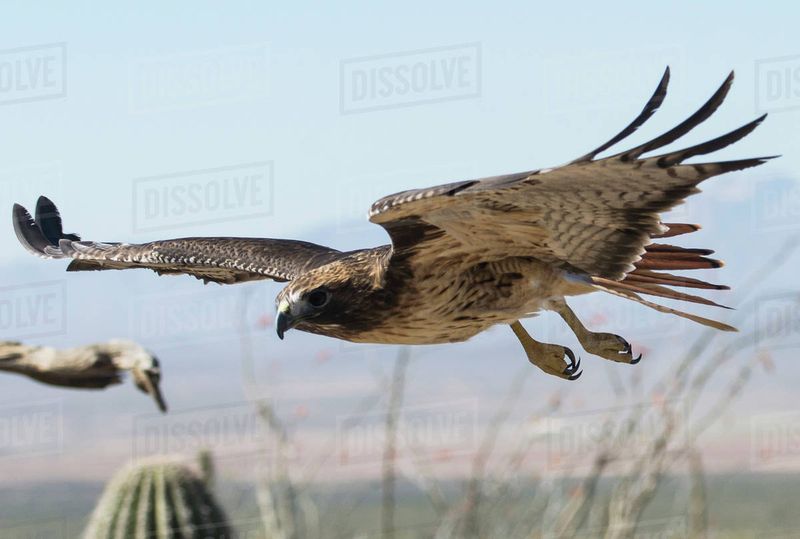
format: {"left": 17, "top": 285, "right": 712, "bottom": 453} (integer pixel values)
{"left": 306, "top": 289, "right": 330, "bottom": 308}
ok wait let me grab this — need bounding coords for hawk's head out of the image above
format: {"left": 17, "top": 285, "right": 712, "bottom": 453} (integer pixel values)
{"left": 273, "top": 256, "right": 387, "bottom": 340}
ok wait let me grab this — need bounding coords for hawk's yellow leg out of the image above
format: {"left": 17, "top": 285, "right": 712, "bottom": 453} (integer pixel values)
{"left": 548, "top": 299, "right": 641, "bottom": 364}
{"left": 509, "top": 321, "right": 582, "bottom": 380}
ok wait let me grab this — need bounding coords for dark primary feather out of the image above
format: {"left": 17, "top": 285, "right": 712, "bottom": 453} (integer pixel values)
{"left": 613, "top": 70, "right": 735, "bottom": 161}
{"left": 571, "top": 66, "right": 671, "bottom": 163}
{"left": 655, "top": 116, "right": 768, "bottom": 167}
{"left": 34, "top": 196, "right": 80, "bottom": 245}
{"left": 13, "top": 197, "right": 342, "bottom": 284}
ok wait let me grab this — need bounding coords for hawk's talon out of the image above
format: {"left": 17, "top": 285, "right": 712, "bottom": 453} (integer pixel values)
{"left": 562, "top": 351, "right": 580, "bottom": 377}
{"left": 538, "top": 346, "right": 582, "bottom": 381}
{"left": 578, "top": 331, "right": 640, "bottom": 365}
{"left": 562, "top": 354, "right": 582, "bottom": 380}
{"left": 509, "top": 322, "right": 585, "bottom": 381}
{"left": 615, "top": 338, "right": 642, "bottom": 365}
{"left": 564, "top": 347, "right": 577, "bottom": 367}
{"left": 549, "top": 301, "right": 647, "bottom": 368}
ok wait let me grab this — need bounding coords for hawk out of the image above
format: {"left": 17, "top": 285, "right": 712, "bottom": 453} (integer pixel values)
{"left": 13, "top": 68, "right": 773, "bottom": 380}
{"left": 0, "top": 339, "right": 166, "bottom": 412}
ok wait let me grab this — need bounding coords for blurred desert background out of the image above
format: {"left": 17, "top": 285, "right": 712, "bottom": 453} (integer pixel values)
{"left": 0, "top": 2, "right": 799, "bottom": 537}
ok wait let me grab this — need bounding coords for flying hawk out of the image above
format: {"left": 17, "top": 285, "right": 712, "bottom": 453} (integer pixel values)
{"left": 0, "top": 339, "right": 166, "bottom": 412}
{"left": 13, "top": 68, "right": 773, "bottom": 380}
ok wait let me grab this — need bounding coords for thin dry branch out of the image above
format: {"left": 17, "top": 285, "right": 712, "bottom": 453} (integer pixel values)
{"left": 382, "top": 347, "right": 411, "bottom": 539}
{"left": 688, "top": 449, "right": 708, "bottom": 538}
{"left": 461, "top": 366, "right": 531, "bottom": 537}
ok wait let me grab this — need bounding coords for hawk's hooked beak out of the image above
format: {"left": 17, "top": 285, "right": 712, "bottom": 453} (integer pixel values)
{"left": 275, "top": 300, "right": 294, "bottom": 340}
{"left": 276, "top": 298, "right": 315, "bottom": 340}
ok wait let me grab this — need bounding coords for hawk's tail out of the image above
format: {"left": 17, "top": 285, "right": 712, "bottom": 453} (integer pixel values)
{"left": 591, "top": 279, "right": 736, "bottom": 332}
{"left": 590, "top": 221, "right": 736, "bottom": 332}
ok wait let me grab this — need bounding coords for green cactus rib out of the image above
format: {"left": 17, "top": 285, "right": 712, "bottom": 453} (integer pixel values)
{"left": 83, "top": 458, "right": 232, "bottom": 539}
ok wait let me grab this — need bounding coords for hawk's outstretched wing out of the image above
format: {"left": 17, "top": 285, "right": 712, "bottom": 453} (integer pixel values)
{"left": 370, "top": 68, "right": 773, "bottom": 287}
{"left": 13, "top": 197, "right": 342, "bottom": 284}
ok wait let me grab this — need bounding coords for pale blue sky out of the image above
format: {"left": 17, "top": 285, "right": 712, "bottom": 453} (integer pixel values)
{"left": 0, "top": 2, "right": 798, "bottom": 483}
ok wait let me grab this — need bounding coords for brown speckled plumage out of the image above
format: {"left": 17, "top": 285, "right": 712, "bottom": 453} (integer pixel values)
{"left": 13, "top": 68, "right": 773, "bottom": 349}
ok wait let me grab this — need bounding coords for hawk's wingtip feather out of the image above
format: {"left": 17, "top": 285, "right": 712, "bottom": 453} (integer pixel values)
{"left": 12, "top": 202, "right": 49, "bottom": 256}
{"left": 569, "top": 66, "right": 671, "bottom": 164}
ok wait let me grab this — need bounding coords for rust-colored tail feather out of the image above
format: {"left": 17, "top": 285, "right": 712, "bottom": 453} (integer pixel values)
{"left": 623, "top": 269, "right": 729, "bottom": 291}
{"left": 634, "top": 243, "right": 723, "bottom": 270}
{"left": 592, "top": 220, "right": 736, "bottom": 330}
{"left": 635, "top": 242, "right": 723, "bottom": 270}
{"left": 644, "top": 243, "right": 714, "bottom": 256}
{"left": 592, "top": 277, "right": 730, "bottom": 309}
{"left": 634, "top": 257, "right": 722, "bottom": 271}
{"left": 653, "top": 223, "right": 701, "bottom": 239}
{"left": 591, "top": 281, "right": 737, "bottom": 332}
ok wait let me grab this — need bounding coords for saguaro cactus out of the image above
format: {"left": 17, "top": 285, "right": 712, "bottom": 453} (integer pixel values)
{"left": 83, "top": 457, "right": 231, "bottom": 538}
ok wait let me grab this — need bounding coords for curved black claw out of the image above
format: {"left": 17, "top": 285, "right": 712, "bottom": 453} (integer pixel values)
{"left": 620, "top": 340, "right": 643, "bottom": 365}
{"left": 562, "top": 348, "right": 582, "bottom": 380}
